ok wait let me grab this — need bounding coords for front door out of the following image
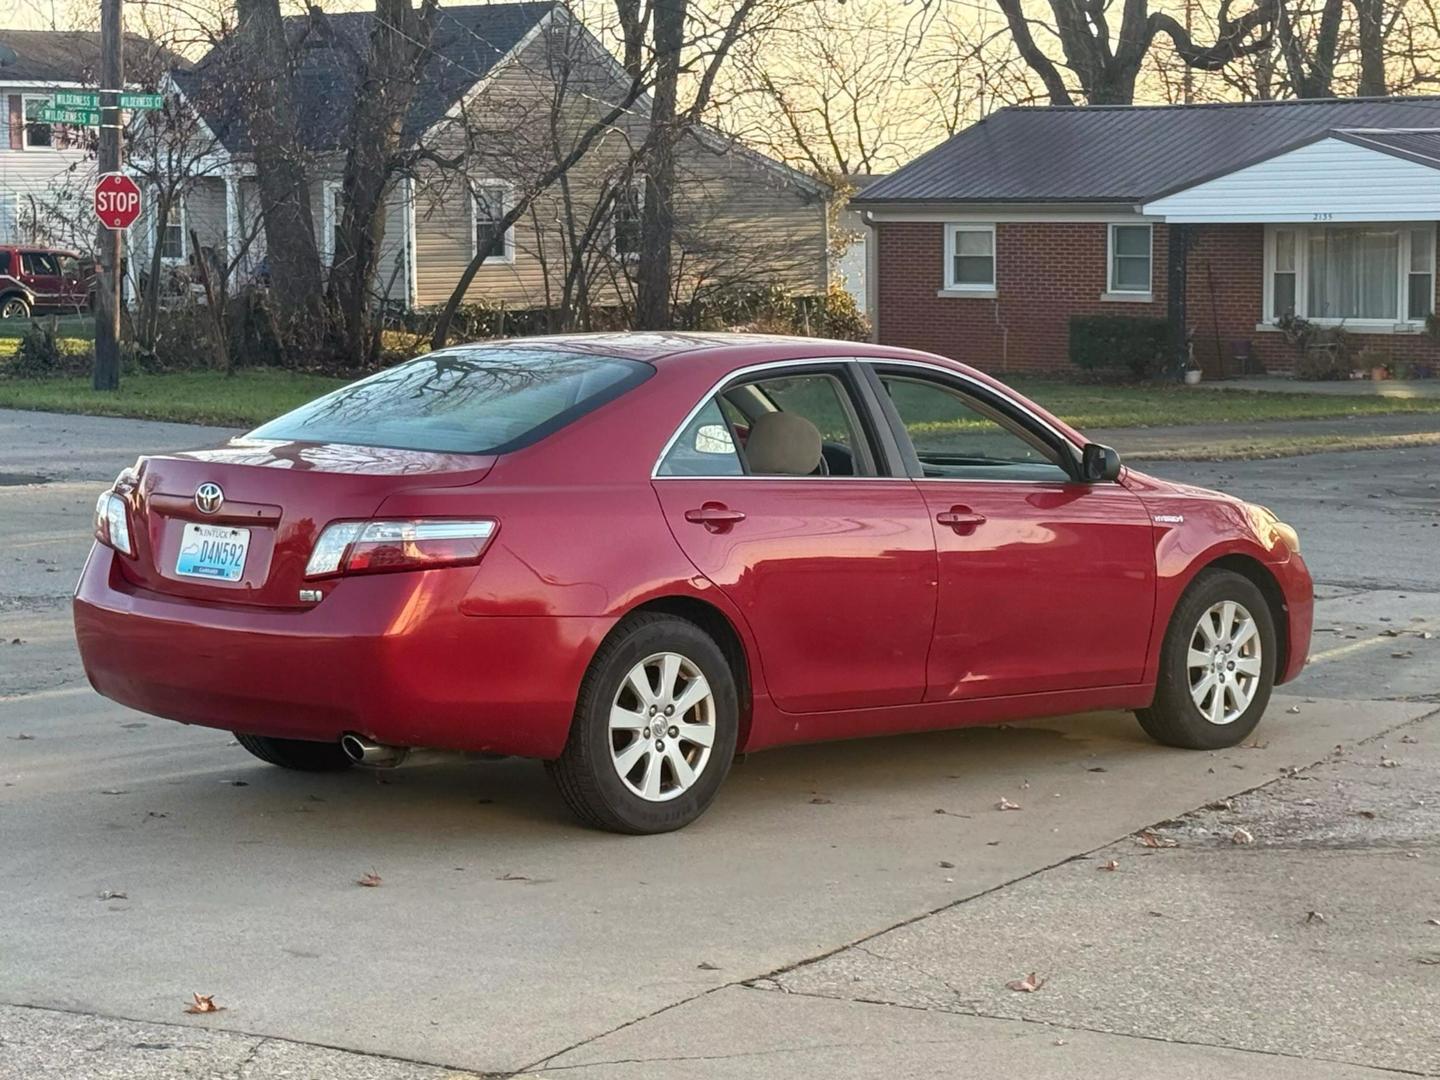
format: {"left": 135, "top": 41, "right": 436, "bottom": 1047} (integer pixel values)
{"left": 873, "top": 366, "right": 1156, "bottom": 701}
{"left": 653, "top": 365, "right": 938, "bottom": 714}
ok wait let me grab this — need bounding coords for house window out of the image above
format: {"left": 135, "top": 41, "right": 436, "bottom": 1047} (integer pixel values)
{"left": 1267, "top": 223, "right": 1436, "bottom": 325}
{"left": 22, "top": 96, "right": 54, "bottom": 149}
{"left": 472, "top": 182, "right": 513, "bottom": 264}
{"left": 1272, "top": 229, "right": 1297, "bottom": 318}
{"left": 1108, "top": 224, "right": 1152, "bottom": 294}
{"left": 943, "top": 224, "right": 995, "bottom": 291}
{"left": 158, "top": 199, "right": 186, "bottom": 262}
{"left": 1409, "top": 227, "right": 1434, "bottom": 319}
{"left": 612, "top": 177, "right": 644, "bottom": 259}
{"left": 322, "top": 180, "right": 343, "bottom": 268}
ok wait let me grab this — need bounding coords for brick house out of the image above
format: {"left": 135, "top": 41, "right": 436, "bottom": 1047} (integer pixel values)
{"left": 855, "top": 97, "right": 1440, "bottom": 377}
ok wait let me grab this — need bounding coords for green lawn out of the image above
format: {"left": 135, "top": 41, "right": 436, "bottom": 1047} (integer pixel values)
{"left": 2, "top": 365, "right": 1440, "bottom": 432}
{"left": 0, "top": 369, "right": 346, "bottom": 427}
{"left": 0, "top": 317, "right": 95, "bottom": 341}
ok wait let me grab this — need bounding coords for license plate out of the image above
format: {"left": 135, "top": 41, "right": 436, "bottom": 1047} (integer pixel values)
{"left": 176, "top": 522, "right": 250, "bottom": 582}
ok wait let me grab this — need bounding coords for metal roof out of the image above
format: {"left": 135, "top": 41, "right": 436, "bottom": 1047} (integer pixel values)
{"left": 856, "top": 97, "right": 1440, "bottom": 205}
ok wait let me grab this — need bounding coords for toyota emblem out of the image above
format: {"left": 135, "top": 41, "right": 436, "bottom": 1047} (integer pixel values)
{"left": 195, "top": 482, "right": 224, "bottom": 514}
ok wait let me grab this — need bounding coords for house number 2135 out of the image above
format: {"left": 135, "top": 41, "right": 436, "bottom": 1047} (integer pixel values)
{"left": 1312, "top": 212, "right": 1334, "bottom": 221}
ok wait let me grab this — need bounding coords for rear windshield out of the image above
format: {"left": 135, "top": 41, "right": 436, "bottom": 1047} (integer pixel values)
{"left": 249, "top": 347, "right": 651, "bottom": 454}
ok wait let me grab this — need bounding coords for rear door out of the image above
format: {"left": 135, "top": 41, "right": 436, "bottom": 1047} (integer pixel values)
{"left": 19, "top": 251, "right": 63, "bottom": 309}
{"left": 652, "top": 363, "right": 937, "bottom": 714}
{"left": 870, "top": 363, "right": 1155, "bottom": 700}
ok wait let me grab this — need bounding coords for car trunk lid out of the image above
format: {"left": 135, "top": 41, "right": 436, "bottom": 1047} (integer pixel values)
{"left": 115, "top": 439, "right": 496, "bottom": 608}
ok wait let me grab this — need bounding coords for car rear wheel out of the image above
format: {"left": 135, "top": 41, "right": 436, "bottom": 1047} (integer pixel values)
{"left": 235, "top": 732, "right": 353, "bottom": 771}
{"left": 0, "top": 295, "right": 30, "bottom": 320}
{"left": 547, "top": 613, "right": 738, "bottom": 834}
{"left": 1136, "top": 569, "right": 1277, "bottom": 750}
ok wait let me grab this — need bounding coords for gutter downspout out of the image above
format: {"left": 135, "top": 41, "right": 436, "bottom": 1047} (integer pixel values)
{"left": 862, "top": 209, "right": 879, "bottom": 342}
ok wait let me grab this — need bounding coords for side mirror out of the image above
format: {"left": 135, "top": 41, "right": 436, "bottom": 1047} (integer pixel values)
{"left": 1081, "top": 442, "right": 1123, "bottom": 483}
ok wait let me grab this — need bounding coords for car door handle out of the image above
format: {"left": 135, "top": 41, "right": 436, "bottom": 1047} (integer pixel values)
{"left": 684, "top": 503, "right": 746, "bottom": 532}
{"left": 936, "top": 506, "right": 986, "bottom": 534}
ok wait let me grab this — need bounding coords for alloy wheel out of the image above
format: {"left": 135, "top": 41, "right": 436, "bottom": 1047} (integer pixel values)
{"left": 1187, "top": 600, "right": 1263, "bottom": 725}
{"left": 608, "top": 651, "right": 716, "bottom": 802}
{"left": 0, "top": 298, "right": 27, "bottom": 320}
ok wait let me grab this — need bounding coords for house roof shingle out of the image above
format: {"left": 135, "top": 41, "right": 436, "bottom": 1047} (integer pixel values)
{"left": 174, "top": 1, "right": 554, "bottom": 154}
{"left": 0, "top": 28, "right": 184, "bottom": 84}
{"left": 857, "top": 96, "right": 1440, "bottom": 205}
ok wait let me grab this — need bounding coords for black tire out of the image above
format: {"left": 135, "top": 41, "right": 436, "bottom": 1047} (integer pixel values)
{"left": 546, "top": 613, "right": 739, "bottom": 834}
{"left": 0, "top": 295, "right": 30, "bottom": 320}
{"left": 1137, "top": 568, "right": 1277, "bottom": 750}
{"left": 235, "top": 732, "right": 353, "bottom": 771}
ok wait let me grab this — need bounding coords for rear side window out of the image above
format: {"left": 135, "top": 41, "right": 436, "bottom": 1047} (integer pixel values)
{"left": 249, "top": 347, "right": 650, "bottom": 454}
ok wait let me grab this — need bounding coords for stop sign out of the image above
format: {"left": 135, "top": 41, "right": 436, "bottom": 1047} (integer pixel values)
{"left": 94, "top": 172, "right": 142, "bottom": 230}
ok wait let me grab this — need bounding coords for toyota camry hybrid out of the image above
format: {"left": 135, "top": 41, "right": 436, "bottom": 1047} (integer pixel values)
{"left": 74, "top": 334, "right": 1313, "bottom": 833}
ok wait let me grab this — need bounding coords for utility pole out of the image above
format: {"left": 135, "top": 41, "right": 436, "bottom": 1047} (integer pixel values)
{"left": 93, "top": 0, "right": 123, "bottom": 391}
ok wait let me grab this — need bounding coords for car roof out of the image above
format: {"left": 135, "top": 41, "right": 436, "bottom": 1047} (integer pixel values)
{"left": 455, "top": 331, "right": 966, "bottom": 369}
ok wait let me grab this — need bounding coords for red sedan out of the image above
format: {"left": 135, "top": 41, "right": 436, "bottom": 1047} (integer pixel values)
{"left": 75, "top": 335, "right": 1313, "bottom": 832}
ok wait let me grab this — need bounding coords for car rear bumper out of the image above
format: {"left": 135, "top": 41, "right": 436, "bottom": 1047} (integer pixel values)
{"left": 73, "top": 545, "right": 612, "bottom": 759}
{"left": 1276, "top": 552, "right": 1314, "bottom": 685}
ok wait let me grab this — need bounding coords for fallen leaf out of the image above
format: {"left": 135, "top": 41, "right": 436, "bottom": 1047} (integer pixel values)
{"left": 227, "top": 779, "right": 250, "bottom": 786}
{"left": 1380, "top": 758, "right": 1400, "bottom": 768}
{"left": 1406, "top": 852, "right": 1420, "bottom": 859}
{"left": 1285, "top": 706, "right": 1301, "bottom": 714}
{"left": 808, "top": 796, "right": 832, "bottom": 805}
{"left": 1305, "top": 910, "right": 1325, "bottom": 923}
{"left": 97, "top": 890, "right": 127, "bottom": 901}
{"left": 934, "top": 808, "right": 972, "bottom": 818}
{"left": 1391, "top": 651, "right": 1414, "bottom": 660}
{"left": 1418, "top": 956, "right": 1440, "bottom": 966}
{"left": 1240, "top": 740, "right": 1269, "bottom": 750}
{"left": 183, "top": 993, "right": 224, "bottom": 1014}
{"left": 497, "top": 872, "right": 530, "bottom": 882}
{"left": 355, "top": 871, "right": 382, "bottom": 887}
{"left": 697, "top": 961, "right": 721, "bottom": 971}
{"left": 1006, "top": 972, "right": 1045, "bottom": 992}
{"left": 11, "top": 733, "right": 34, "bottom": 741}
{"left": 938, "top": 860, "right": 956, "bottom": 869}
{"left": 100, "top": 789, "right": 128, "bottom": 796}
{"left": 1098, "top": 859, "right": 1119, "bottom": 871}
{"left": 1401, "top": 735, "right": 1420, "bottom": 744}
{"left": 1425, "top": 918, "right": 1440, "bottom": 927}
{"left": 1086, "top": 766, "right": 1107, "bottom": 773}
{"left": 1356, "top": 809, "right": 1377, "bottom": 819}
{"left": 1134, "top": 830, "right": 1178, "bottom": 848}
{"left": 995, "top": 797, "right": 1022, "bottom": 811}
{"left": 1231, "top": 827, "right": 1255, "bottom": 845}
{"left": 1206, "top": 799, "right": 1233, "bottom": 811}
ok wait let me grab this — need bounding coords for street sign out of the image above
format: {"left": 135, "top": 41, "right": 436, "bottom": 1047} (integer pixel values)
{"left": 119, "top": 92, "right": 164, "bottom": 110}
{"left": 54, "top": 90, "right": 100, "bottom": 108}
{"left": 94, "top": 172, "right": 142, "bottom": 231}
{"left": 38, "top": 107, "right": 101, "bottom": 125}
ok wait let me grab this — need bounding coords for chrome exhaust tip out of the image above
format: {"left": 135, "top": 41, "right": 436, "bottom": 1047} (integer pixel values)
{"left": 340, "top": 733, "right": 409, "bottom": 768}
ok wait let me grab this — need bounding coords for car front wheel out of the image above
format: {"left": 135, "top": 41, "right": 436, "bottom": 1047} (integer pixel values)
{"left": 547, "top": 613, "right": 739, "bottom": 833}
{"left": 1136, "top": 569, "right": 1277, "bottom": 750}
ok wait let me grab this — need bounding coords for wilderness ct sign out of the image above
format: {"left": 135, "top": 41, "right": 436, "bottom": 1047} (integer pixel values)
{"left": 94, "top": 173, "right": 142, "bottom": 231}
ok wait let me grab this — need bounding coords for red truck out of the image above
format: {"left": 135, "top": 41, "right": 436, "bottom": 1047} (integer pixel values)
{"left": 0, "top": 245, "right": 95, "bottom": 319}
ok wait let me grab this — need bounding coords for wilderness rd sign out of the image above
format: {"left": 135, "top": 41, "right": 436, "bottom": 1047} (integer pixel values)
{"left": 38, "top": 107, "right": 101, "bottom": 125}
{"left": 94, "top": 173, "right": 142, "bottom": 231}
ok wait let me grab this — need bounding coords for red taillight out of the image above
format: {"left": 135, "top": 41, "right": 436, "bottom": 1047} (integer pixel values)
{"left": 305, "top": 519, "right": 497, "bottom": 578}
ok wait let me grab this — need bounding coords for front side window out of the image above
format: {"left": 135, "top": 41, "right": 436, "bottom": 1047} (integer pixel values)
{"left": 1109, "top": 224, "right": 1152, "bottom": 293}
{"left": 944, "top": 224, "right": 995, "bottom": 290}
{"left": 249, "top": 347, "right": 650, "bottom": 455}
{"left": 880, "top": 373, "right": 1070, "bottom": 483}
{"left": 472, "top": 182, "right": 513, "bottom": 264}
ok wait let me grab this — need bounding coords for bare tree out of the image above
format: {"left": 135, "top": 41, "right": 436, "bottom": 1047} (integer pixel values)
{"left": 991, "top": 0, "right": 1278, "bottom": 105}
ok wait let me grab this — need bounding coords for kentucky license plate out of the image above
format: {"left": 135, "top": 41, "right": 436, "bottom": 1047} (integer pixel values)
{"left": 176, "top": 522, "right": 250, "bottom": 581}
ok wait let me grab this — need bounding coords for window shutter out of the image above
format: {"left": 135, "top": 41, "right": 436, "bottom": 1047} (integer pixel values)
{"left": 7, "top": 95, "right": 22, "bottom": 150}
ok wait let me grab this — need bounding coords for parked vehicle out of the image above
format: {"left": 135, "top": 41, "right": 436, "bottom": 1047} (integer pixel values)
{"left": 0, "top": 245, "right": 95, "bottom": 319}
{"left": 74, "top": 334, "right": 1313, "bottom": 833}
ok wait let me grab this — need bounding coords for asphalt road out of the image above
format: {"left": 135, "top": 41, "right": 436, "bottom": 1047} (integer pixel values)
{"left": 2, "top": 407, "right": 1438, "bottom": 1079}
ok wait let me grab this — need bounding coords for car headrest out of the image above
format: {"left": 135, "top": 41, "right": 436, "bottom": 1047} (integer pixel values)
{"left": 745, "top": 411, "right": 822, "bottom": 475}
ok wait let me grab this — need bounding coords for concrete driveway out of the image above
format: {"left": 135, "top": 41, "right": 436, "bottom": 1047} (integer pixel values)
{"left": 2, "top": 408, "right": 1437, "bottom": 1079}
